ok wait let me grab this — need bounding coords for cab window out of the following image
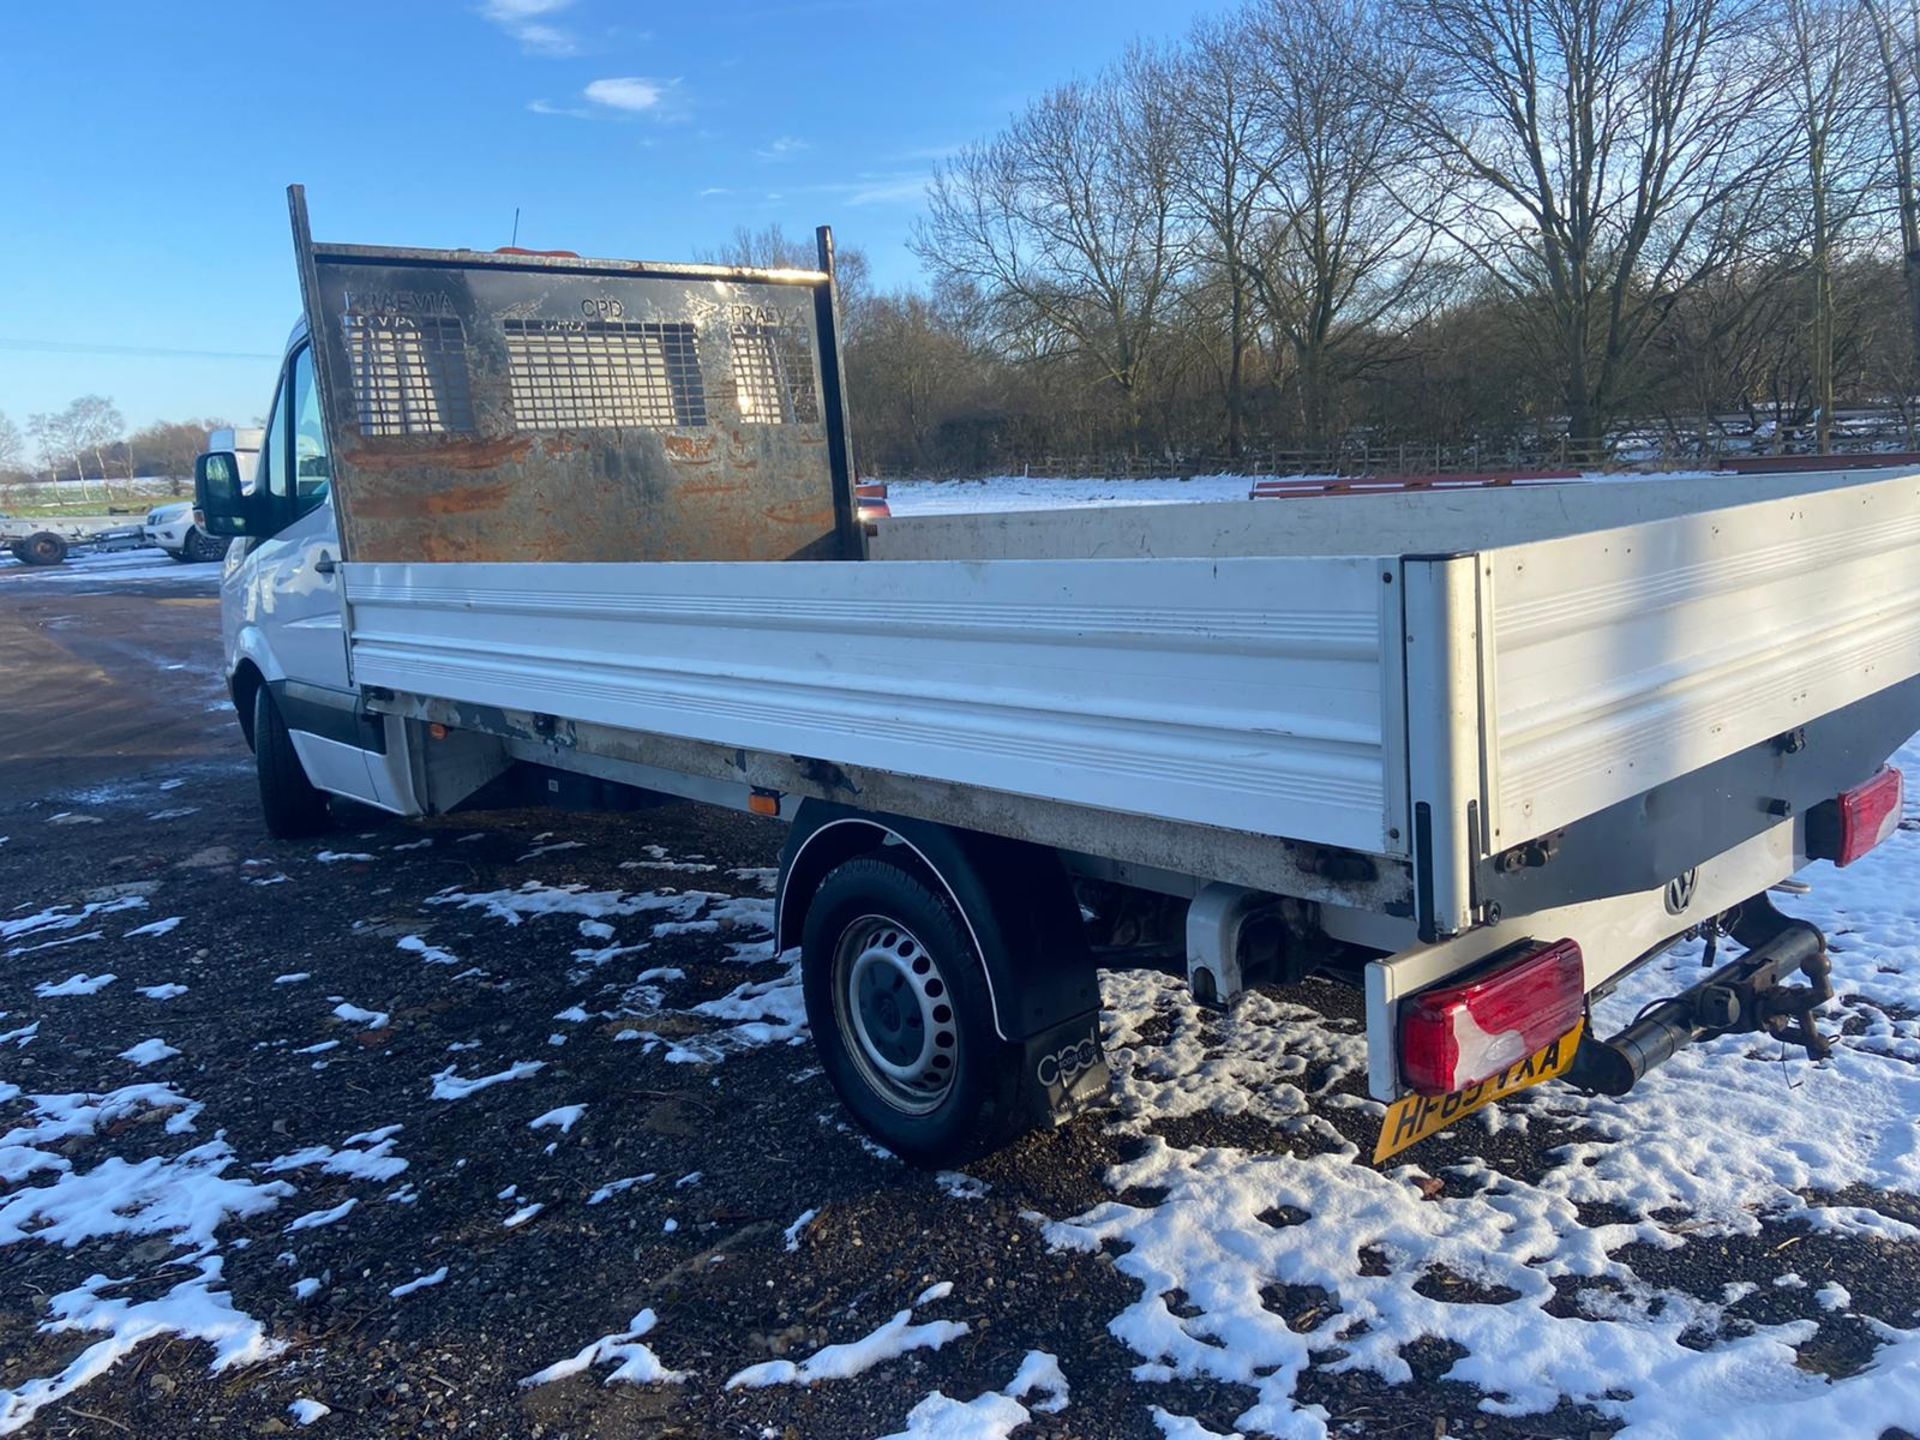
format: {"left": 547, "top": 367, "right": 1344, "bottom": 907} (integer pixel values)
{"left": 252, "top": 372, "right": 282, "bottom": 501}
{"left": 290, "top": 346, "right": 331, "bottom": 508}
{"left": 264, "top": 345, "right": 331, "bottom": 517}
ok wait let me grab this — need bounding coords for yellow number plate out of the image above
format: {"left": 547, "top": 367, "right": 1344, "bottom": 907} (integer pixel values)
{"left": 1373, "top": 1019, "right": 1585, "bottom": 1166}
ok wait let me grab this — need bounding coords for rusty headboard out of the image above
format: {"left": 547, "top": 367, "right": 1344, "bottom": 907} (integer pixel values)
{"left": 289, "top": 186, "right": 858, "bottom": 564}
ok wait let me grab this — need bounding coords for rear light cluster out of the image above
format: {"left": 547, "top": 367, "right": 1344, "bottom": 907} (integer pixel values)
{"left": 1808, "top": 766, "right": 1904, "bottom": 868}
{"left": 1400, "top": 939, "right": 1585, "bottom": 1095}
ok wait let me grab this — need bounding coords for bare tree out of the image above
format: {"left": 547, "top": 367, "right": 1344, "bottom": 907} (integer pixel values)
{"left": 701, "top": 222, "right": 872, "bottom": 328}
{"left": 66, "top": 395, "right": 126, "bottom": 504}
{"left": 916, "top": 52, "right": 1184, "bottom": 447}
{"left": 1168, "top": 13, "right": 1282, "bottom": 456}
{"left": 1776, "top": 0, "right": 1882, "bottom": 449}
{"left": 1247, "top": 0, "right": 1441, "bottom": 450}
{"left": 130, "top": 419, "right": 229, "bottom": 496}
{"left": 0, "top": 410, "right": 22, "bottom": 474}
{"left": 1864, "top": 0, "right": 1920, "bottom": 382}
{"left": 1399, "top": 0, "right": 1789, "bottom": 450}
{"left": 26, "top": 410, "right": 82, "bottom": 499}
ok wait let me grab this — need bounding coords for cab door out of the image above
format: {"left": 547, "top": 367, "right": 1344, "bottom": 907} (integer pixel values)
{"left": 225, "top": 339, "right": 385, "bottom": 800}
{"left": 236, "top": 341, "right": 348, "bottom": 690}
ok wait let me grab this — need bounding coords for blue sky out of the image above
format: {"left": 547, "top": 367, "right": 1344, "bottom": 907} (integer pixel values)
{"left": 0, "top": 0, "right": 1222, "bottom": 436}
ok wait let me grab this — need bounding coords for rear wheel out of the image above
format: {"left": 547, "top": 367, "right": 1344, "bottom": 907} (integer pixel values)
{"left": 182, "top": 527, "right": 226, "bottom": 563}
{"left": 801, "top": 855, "right": 1036, "bottom": 1164}
{"left": 19, "top": 532, "right": 68, "bottom": 566}
{"left": 253, "top": 687, "right": 332, "bottom": 838}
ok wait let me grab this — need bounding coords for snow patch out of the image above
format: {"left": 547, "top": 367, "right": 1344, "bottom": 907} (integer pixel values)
{"left": 520, "top": 1308, "right": 686, "bottom": 1388}
{"left": 33, "top": 972, "right": 116, "bottom": 997}
{"left": 725, "top": 1305, "right": 968, "bottom": 1389}
{"left": 284, "top": 1198, "right": 358, "bottom": 1233}
{"left": 530, "top": 1105, "right": 586, "bottom": 1134}
{"left": 390, "top": 1266, "right": 448, "bottom": 1299}
{"left": 397, "top": 935, "right": 460, "bottom": 966}
{"left": 430, "top": 1060, "right": 546, "bottom": 1100}
{"left": 117, "top": 1038, "right": 179, "bottom": 1067}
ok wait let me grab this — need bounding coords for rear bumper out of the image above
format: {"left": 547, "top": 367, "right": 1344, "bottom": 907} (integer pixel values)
{"left": 1363, "top": 813, "right": 1805, "bottom": 1101}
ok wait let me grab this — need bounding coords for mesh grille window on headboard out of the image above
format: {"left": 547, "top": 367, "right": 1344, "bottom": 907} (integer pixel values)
{"left": 731, "top": 323, "right": 821, "bottom": 425}
{"left": 503, "top": 319, "right": 707, "bottom": 431}
{"left": 341, "top": 313, "right": 476, "bottom": 437}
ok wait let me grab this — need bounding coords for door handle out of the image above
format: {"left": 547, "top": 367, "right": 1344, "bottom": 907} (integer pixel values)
{"left": 314, "top": 553, "right": 337, "bottom": 576}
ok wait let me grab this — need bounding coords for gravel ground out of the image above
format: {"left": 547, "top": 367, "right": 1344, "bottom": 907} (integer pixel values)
{"left": 3, "top": 560, "right": 1919, "bottom": 1439}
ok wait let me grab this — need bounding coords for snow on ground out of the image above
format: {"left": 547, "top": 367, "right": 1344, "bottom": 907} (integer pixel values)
{"left": 881, "top": 469, "right": 1736, "bottom": 518}
{"left": 8, "top": 802, "right": 1920, "bottom": 1433}
{"left": 1040, "top": 738, "right": 1920, "bottom": 1439}
{"left": 521, "top": 1308, "right": 687, "bottom": 1388}
{"left": 389, "top": 1266, "right": 447, "bottom": 1299}
{"left": 288, "top": 1397, "right": 331, "bottom": 1425}
{"left": 0, "top": 549, "right": 222, "bottom": 588}
{"left": 429, "top": 1060, "right": 546, "bottom": 1100}
{"left": 32, "top": 972, "right": 115, "bottom": 998}
{"left": 529, "top": 1104, "right": 586, "bottom": 1134}
{"left": 888, "top": 474, "right": 1260, "bottom": 515}
{"left": 261, "top": 1125, "right": 408, "bottom": 1184}
{"left": 0, "top": 1074, "right": 294, "bottom": 1431}
{"left": 724, "top": 1299, "right": 970, "bottom": 1389}
{"left": 118, "top": 1037, "right": 179, "bottom": 1067}
{"left": 877, "top": 1350, "right": 1072, "bottom": 1440}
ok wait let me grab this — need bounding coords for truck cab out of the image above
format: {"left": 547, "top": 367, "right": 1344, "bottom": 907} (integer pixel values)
{"left": 200, "top": 321, "right": 415, "bottom": 822}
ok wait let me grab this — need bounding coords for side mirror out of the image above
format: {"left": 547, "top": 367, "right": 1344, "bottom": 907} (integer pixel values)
{"left": 194, "top": 451, "right": 252, "bottom": 536}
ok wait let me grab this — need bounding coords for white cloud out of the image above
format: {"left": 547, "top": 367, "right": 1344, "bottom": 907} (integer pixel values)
{"left": 764, "top": 172, "right": 931, "bottom": 209}
{"left": 527, "top": 98, "right": 589, "bottom": 118}
{"left": 584, "top": 76, "right": 670, "bottom": 113}
{"left": 846, "top": 175, "right": 929, "bottom": 206}
{"left": 757, "top": 135, "right": 812, "bottom": 161}
{"left": 481, "top": 0, "right": 580, "bottom": 55}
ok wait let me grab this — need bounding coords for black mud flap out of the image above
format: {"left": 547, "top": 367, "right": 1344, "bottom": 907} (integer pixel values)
{"left": 1018, "top": 1011, "right": 1110, "bottom": 1127}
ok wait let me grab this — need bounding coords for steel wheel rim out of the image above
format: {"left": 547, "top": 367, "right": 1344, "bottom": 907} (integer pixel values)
{"left": 831, "top": 913, "right": 958, "bottom": 1115}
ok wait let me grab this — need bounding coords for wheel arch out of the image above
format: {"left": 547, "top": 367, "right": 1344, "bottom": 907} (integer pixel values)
{"left": 778, "top": 801, "right": 1097, "bottom": 1043}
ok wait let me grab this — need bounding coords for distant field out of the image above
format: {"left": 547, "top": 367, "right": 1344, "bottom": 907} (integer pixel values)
{"left": 0, "top": 477, "right": 184, "bottom": 518}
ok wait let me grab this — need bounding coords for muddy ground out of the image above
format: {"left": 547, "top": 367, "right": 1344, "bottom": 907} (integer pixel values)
{"left": 2, "top": 555, "right": 1917, "bottom": 1440}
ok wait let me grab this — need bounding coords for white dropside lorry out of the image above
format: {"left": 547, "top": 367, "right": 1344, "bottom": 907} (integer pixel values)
{"left": 197, "top": 187, "right": 1920, "bottom": 1165}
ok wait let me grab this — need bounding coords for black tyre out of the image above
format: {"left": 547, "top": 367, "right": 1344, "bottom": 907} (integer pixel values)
{"left": 801, "top": 855, "right": 1035, "bottom": 1165}
{"left": 253, "top": 686, "right": 332, "bottom": 839}
{"left": 19, "top": 531, "right": 68, "bottom": 566}
{"left": 181, "top": 527, "right": 226, "bottom": 563}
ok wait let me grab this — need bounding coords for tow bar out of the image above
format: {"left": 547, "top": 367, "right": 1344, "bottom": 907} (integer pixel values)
{"left": 1566, "top": 896, "right": 1832, "bottom": 1096}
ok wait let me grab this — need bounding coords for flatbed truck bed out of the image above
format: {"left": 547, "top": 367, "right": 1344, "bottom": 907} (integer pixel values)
{"left": 192, "top": 186, "right": 1920, "bottom": 1166}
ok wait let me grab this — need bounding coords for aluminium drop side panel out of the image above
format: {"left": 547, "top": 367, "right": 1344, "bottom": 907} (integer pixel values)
{"left": 286, "top": 185, "right": 858, "bottom": 566}
{"left": 1485, "top": 470, "right": 1920, "bottom": 848}
{"left": 339, "top": 553, "right": 1409, "bottom": 855}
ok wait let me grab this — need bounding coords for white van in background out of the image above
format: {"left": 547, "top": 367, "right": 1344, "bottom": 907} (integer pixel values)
{"left": 147, "top": 426, "right": 262, "bottom": 562}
